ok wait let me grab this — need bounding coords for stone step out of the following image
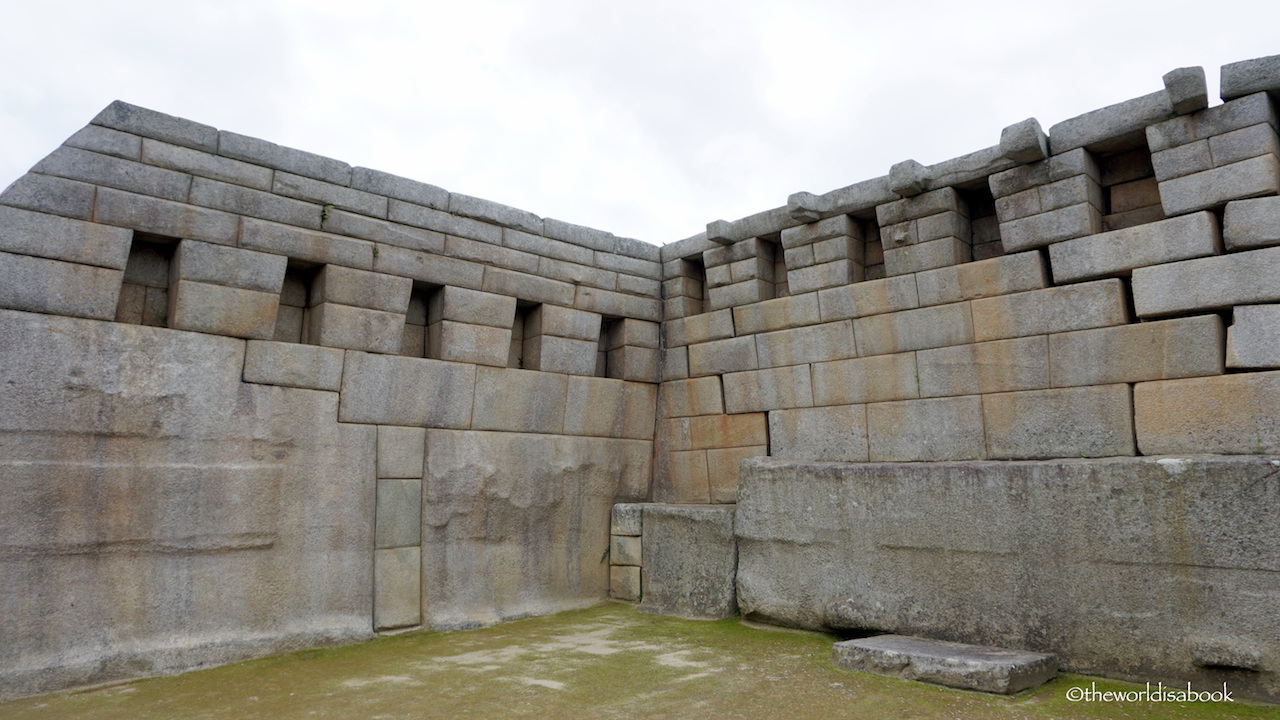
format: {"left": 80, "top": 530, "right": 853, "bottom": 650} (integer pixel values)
{"left": 832, "top": 635, "right": 1057, "bottom": 695}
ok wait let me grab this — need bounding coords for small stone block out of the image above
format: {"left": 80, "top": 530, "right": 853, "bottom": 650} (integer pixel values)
{"left": 0, "top": 251, "right": 123, "bottom": 320}
{"left": 375, "top": 479, "right": 422, "bottom": 549}
{"left": 832, "top": 635, "right": 1056, "bottom": 695}
{"left": 173, "top": 239, "right": 287, "bottom": 293}
{"left": 311, "top": 264, "right": 412, "bottom": 314}
{"left": 1158, "top": 155, "right": 1280, "bottom": 217}
{"left": 1224, "top": 196, "right": 1280, "bottom": 250}
{"left": 374, "top": 547, "right": 421, "bottom": 630}
{"left": 1164, "top": 66, "right": 1209, "bottom": 115}
{"left": 610, "top": 566, "right": 642, "bottom": 602}
{"left": 611, "top": 503, "right": 643, "bottom": 536}
{"left": 610, "top": 535, "right": 642, "bottom": 566}
{"left": 377, "top": 426, "right": 427, "bottom": 479}
{"left": 309, "top": 302, "right": 406, "bottom": 354}
{"left": 1220, "top": 54, "right": 1280, "bottom": 101}
{"left": 638, "top": 504, "right": 737, "bottom": 620}
{"left": 243, "top": 339, "right": 344, "bottom": 391}
{"left": 169, "top": 280, "right": 280, "bottom": 340}
{"left": 889, "top": 159, "right": 929, "bottom": 197}
{"left": 1000, "top": 117, "right": 1049, "bottom": 163}
{"left": 1228, "top": 305, "right": 1280, "bottom": 368}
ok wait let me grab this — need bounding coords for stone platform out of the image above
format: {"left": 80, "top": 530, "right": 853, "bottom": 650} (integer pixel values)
{"left": 833, "top": 635, "right": 1057, "bottom": 694}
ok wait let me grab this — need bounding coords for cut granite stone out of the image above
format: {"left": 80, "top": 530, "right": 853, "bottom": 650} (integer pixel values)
{"left": 832, "top": 635, "right": 1057, "bottom": 695}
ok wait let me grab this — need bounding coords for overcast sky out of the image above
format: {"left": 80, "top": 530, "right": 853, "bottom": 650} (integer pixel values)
{"left": 1, "top": 1, "right": 1276, "bottom": 245}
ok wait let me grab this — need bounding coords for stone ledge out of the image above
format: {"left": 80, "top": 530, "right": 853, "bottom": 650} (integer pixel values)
{"left": 832, "top": 635, "right": 1057, "bottom": 695}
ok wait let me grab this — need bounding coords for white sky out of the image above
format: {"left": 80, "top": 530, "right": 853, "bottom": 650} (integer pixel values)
{"left": 1, "top": 1, "right": 1276, "bottom": 245}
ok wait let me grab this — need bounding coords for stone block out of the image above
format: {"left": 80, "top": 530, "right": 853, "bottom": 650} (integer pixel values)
{"left": 172, "top": 239, "right": 287, "bottom": 293}
{"left": 0, "top": 205, "right": 132, "bottom": 269}
{"left": 769, "top": 405, "right": 869, "bottom": 462}
{"left": 708, "top": 279, "right": 774, "bottom": 310}
{"left": 661, "top": 413, "right": 768, "bottom": 452}
{"left": 323, "top": 209, "right": 446, "bottom": 254}
{"left": 788, "top": 259, "right": 861, "bottom": 294}
{"left": 732, "top": 294, "right": 820, "bottom": 335}
{"left": 573, "top": 285, "right": 662, "bottom": 322}
{"left": 377, "top": 426, "right": 427, "bottom": 480}
{"left": 427, "top": 285, "right": 516, "bottom": 328}
{"left": 999, "top": 203, "right": 1103, "bottom": 252}
{"left": 610, "top": 535, "right": 642, "bottom": 566}
{"left": 1220, "top": 54, "right": 1280, "bottom": 100}
{"left": 1152, "top": 140, "right": 1212, "bottom": 182}
{"left": 888, "top": 159, "right": 929, "bottom": 197}
{"left": 638, "top": 504, "right": 737, "bottom": 620}
{"left": 996, "top": 175, "right": 1103, "bottom": 222}
{"left": 917, "top": 336, "right": 1048, "bottom": 398}
{"left": 448, "top": 235, "right": 539, "bottom": 274}
{"left": 1000, "top": 117, "right": 1049, "bottom": 163}
{"left": 1108, "top": 176, "right": 1161, "bottom": 214}
{"left": 1048, "top": 90, "right": 1173, "bottom": 154}
{"left": 867, "top": 395, "right": 986, "bottom": 461}
{"left": 833, "top": 636, "right": 1057, "bottom": 695}
{"left": 543, "top": 217, "right": 618, "bottom": 253}
{"left": 217, "top": 130, "right": 352, "bottom": 186}
{"left": 605, "top": 345, "right": 659, "bottom": 382}
{"left": 140, "top": 138, "right": 273, "bottom": 191}
{"left": 707, "top": 445, "right": 766, "bottom": 503}
{"left": 607, "top": 318, "right": 661, "bottom": 349}
{"left": 338, "top": 352, "right": 475, "bottom": 427}
{"left": 1164, "top": 66, "right": 1209, "bottom": 115}
{"left": 471, "top": 366, "right": 567, "bottom": 434}
{"left": 877, "top": 187, "right": 966, "bottom": 227}
{"left": 1225, "top": 196, "right": 1280, "bottom": 251}
{"left": 722, "top": 364, "right": 814, "bottom": 413}
{"left": 1048, "top": 211, "right": 1221, "bottom": 282}
{"left": 525, "top": 334, "right": 598, "bottom": 375}
{"left": 754, "top": 320, "right": 855, "bottom": 368}
{"left": 94, "top": 187, "right": 240, "bottom": 246}
{"left": 309, "top": 302, "right": 405, "bottom": 354}
{"left": 1148, "top": 92, "right": 1278, "bottom": 152}
{"left": 811, "top": 352, "right": 919, "bottom": 406}
{"left": 971, "top": 279, "right": 1129, "bottom": 341}
{"left": 374, "top": 547, "right": 421, "bottom": 630}
{"left": 388, "top": 199, "right": 502, "bottom": 244}
{"left": 240, "top": 218, "right": 374, "bottom": 270}
{"left": 1209, "top": 123, "right": 1280, "bottom": 169}
{"left": 1132, "top": 246, "right": 1280, "bottom": 317}
{"left": 610, "top": 566, "right": 642, "bottom": 602}
{"left": 914, "top": 251, "right": 1046, "bottom": 307}
{"left": 272, "top": 305, "right": 304, "bottom": 343}
{"left": 0, "top": 251, "right": 122, "bottom": 320}
{"left": 274, "top": 172, "right": 387, "bottom": 219}
{"left": 66, "top": 124, "right": 143, "bottom": 160}
{"left": 688, "top": 335, "right": 757, "bottom": 377}
{"left": 448, "top": 192, "right": 542, "bottom": 234}
{"left": 664, "top": 449, "right": 710, "bottom": 503}
{"left": 92, "top": 100, "right": 219, "bottom": 152}
{"left": 780, "top": 214, "right": 859, "bottom": 248}
{"left": 1050, "top": 315, "right": 1225, "bottom": 386}
{"left": 1228, "top": 305, "right": 1280, "bottom": 368}
{"left": 427, "top": 320, "right": 510, "bottom": 367}
{"left": 883, "top": 237, "right": 969, "bottom": 276}
{"left": 376, "top": 479, "right": 422, "bottom": 548}
{"left": 351, "top": 167, "right": 450, "bottom": 209}
{"left": 818, "top": 274, "right": 919, "bottom": 321}
{"left": 539, "top": 256, "right": 615, "bottom": 290}
{"left": 662, "top": 376, "right": 724, "bottom": 417}
{"left": 1159, "top": 155, "right": 1280, "bottom": 216}
{"left": 526, "top": 304, "right": 601, "bottom": 341}
{"left": 243, "top": 340, "right": 344, "bottom": 391}
{"left": 612, "top": 503, "right": 644, "bottom": 536}
{"left": 596, "top": 247, "right": 661, "bottom": 279}
{"left": 190, "top": 177, "right": 324, "bottom": 231}
{"left": 813, "top": 235, "right": 861, "bottom": 264}
{"left": 984, "top": 384, "right": 1135, "bottom": 460}
{"left": 662, "top": 345, "right": 689, "bottom": 381}
{"left": 374, "top": 246, "right": 484, "bottom": 291}
{"left": 989, "top": 148, "right": 1100, "bottom": 198}
{"left": 1134, "top": 370, "right": 1280, "bottom": 454}
{"left": 482, "top": 267, "right": 575, "bottom": 307}
{"left": 679, "top": 308, "right": 736, "bottom": 346}
{"left": 0, "top": 173, "right": 96, "bottom": 221}
{"left": 854, "top": 302, "right": 973, "bottom": 356}
{"left": 562, "top": 377, "right": 656, "bottom": 440}
{"left": 169, "top": 280, "right": 279, "bottom": 340}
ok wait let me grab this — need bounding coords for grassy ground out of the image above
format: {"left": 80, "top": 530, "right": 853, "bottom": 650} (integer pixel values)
{"left": 3, "top": 603, "right": 1275, "bottom": 720}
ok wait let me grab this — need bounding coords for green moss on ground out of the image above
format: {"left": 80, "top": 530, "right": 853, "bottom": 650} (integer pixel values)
{"left": 3, "top": 603, "right": 1276, "bottom": 720}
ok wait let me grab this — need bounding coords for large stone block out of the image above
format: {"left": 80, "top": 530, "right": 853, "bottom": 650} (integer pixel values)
{"left": 688, "top": 335, "right": 757, "bottom": 377}
{"left": 984, "top": 384, "right": 1135, "bottom": 459}
{"left": 999, "top": 203, "right": 1103, "bottom": 252}
{"left": 604, "top": 345, "right": 659, "bottom": 382}
{"left": 0, "top": 205, "right": 132, "bottom": 269}
{"left": 916, "top": 336, "right": 1048, "bottom": 398}
{"left": 429, "top": 320, "right": 511, "bottom": 367}
{"left": 173, "top": 239, "right": 287, "bottom": 293}
{"left": 94, "top": 187, "right": 240, "bottom": 246}
{"left": 240, "top": 218, "right": 374, "bottom": 270}
{"left": 660, "top": 413, "right": 768, "bottom": 452}
{"left": 818, "top": 274, "right": 919, "bottom": 321}
{"left": 275, "top": 172, "right": 387, "bottom": 219}
{"left": 140, "top": 137, "right": 273, "bottom": 191}
{"left": 787, "top": 259, "right": 861, "bottom": 294}
{"left": 707, "top": 445, "right": 766, "bottom": 503}
{"left": 312, "top": 264, "right": 412, "bottom": 314}
{"left": 995, "top": 175, "right": 1102, "bottom": 222}
{"left": 0, "top": 173, "right": 95, "bottom": 221}
{"left": 1228, "top": 305, "right": 1280, "bottom": 368}
{"left": 66, "top": 124, "right": 143, "bottom": 161}
{"left": 661, "top": 376, "right": 724, "bottom": 417}
{"left": 1048, "top": 211, "right": 1221, "bottom": 282}
{"left": 754, "top": 320, "right": 855, "bottom": 368}
{"left": 662, "top": 449, "right": 710, "bottom": 503}
{"left": 390, "top": 199, "right": 502, "bottom": 245}
{"left": 563, "top": 377, "right": 656, "bottom": 440}
{"left": 377, "top": 426, "right": 427, "bottom": 479}
{"left": 526, "top": 304, "right": 602, "bottom": 341}
{"left": 1158, "top": 155, "right": 1280, "bottom": 216}
{"left": 736, "top": 455, "right": 1280, "bottom": 702}
{"left": 483, "top": 267, "right": 577, "bottom": 308}
{"left": 769, "top": 405, "right": 869, "bottom": 462}
{"left": 722, "top": 365, "right": 814, "bottom": 413}
{"left": 989, "top": 148, "right": 1099, "bottom": 198}
{"left": 833, "top": 635, "right": 1057, "bottom": 695}
{"left": 169, "top": 280, "right": 279, "bottom": 340}
{"left": 854, "top": 302, "right": 973, "bottom": 356}
{"left": 218, "top": 130, "right": 352, "bottom": 186}
{"left": 638, "top": 504, "right": 737, "bottom": 620}
{"left": 190, "top": 176, "right": 326, "bottom": 231}
{"left": 33, "top": 146, "right": 192, "bottom": 202}
{"left": 882, "top": 237, "right": 969, "bottom": 277}
{"left": 524, "top": 334, "right": 598, "bottom": 376}
{"left": 1224, "top": 196, "right": 1280, "bottom": 250}
{"left": 338, "top": 352, "right": 475, "bottom": 427}
{"left": 324, "top": 208, "right": 445, "bottom": 254}
{"left": 811, "top": 352, "right": 919, "bottom": 406}
{"left": 1220, "top": 54, "right": 1280, "bottom": 100}
{"left": 866, "top": 395, "right": 986, "bottom": 462}
{"left": 780, "top": 214, "right": 859, "bottom": 248}
{"left": 971, "top": 279, "right": 1128, "bottom": 341}
{"left": 1048, "top": 90, "right": 1173, "bottom": 154}
{"left": 92, "top": 100, "right": 219, "bottom": 152}
{"left": 1134, "top": 370, "right": 1280, "bottom": 454}
{"left": 374, "top": 547, "right": 422, "bottom": 630}
{"left": 669, "top": 308, "right": 735, "bottom": 347}
{"left": 1049, "top": 315, "right": 1224, "bottom": 386}
{"left": 471, "top": 366, "right": 567, "bottom": 434}
{"left": 376, "top": 479, "right": 422, "bottom": 549}
{"left": 243, "top": 339, "right": 344, "bottom": 391}
{"left": 1132, "top": 245, "right": 1280, "bottom": 317}
{"left": 352, "top": 167, "right": 449, "bottom": 209}
{"left": 308, "top": 302, "right": 405, "bottom": 354}
{"left": 426, "top": 285, "right": 515, "bottom": 328}
{"left": 914, "top": 251, "right": 1047, "bottom": 307}
{"left": 731, "top": 294, "right": 820, "bottom": 335}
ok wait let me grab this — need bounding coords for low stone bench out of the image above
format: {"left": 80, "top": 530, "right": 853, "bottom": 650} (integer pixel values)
{"left": 833, "top": 635, "right": 1057, "bottom": 695}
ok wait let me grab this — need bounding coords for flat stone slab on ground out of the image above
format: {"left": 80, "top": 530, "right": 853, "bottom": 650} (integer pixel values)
{"left": 833, "top": 635, "right": 1057, "bottom": 695}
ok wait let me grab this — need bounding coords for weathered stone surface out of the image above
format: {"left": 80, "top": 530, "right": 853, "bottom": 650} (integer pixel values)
{"left": 688, "top": 335, "right": 757, "bottom": 377}
{"left": 243, "top": 340, "right": 344, "bottom": 391}
{"left": 527, "top": 304, "right": 602, "bottom": 341}
{"left": 1164, "top": 66, "right": 1209, "bottom": 115}
{"left": 722, "top": 365, "right": 814, "bottom": 413}
{"left": 422, "top": 430, "right": 649, "bottom": 629}
{"left": 1224, "top": 196, "right": 1280, "bottom": 250}
{"left": 377, "top": 426, "right": 427, "bottom": 480}
{"left": 1000, "top": 117, "right": 1049, "bottom": 163}
{"left": 638, "top": 504, "right": 737, "bottom": 620}
{"left": 661, "top": 449, "right": 710, "bottom": 503}
{"left": 338, "top": 352, "right": 475, "bottom": 427}
{"left": 173, "top": 239, "right": 288, "bottom": 293}
{"left": 662, "top": 345, "right": 689, "bottom": 381}
{"left": 374, "top": 547, "right": 422, "bottom": 630}
{"left": 611, "top": 503, "right": 644, "bottom": 536}
{"left": 833, "top": 635, "right": 1057, "bottom": 695}
{"left": 472, "top": 366, "right": 567, "bottom": 434}
{"left": 737, "top": 455, "right": 1280, "bottom": 701}
{"left": 308, "top": 302, "right": 405, "bottom": 354}
{"left": 914, "top": 252, "right": 1046, "bottom": 307}
{"left": 1228, "top": 304, "right": 1280, "bottom": 368}
{"left": 241, "top": 218, "right": 374, "bottom": 270}
{"left": 787, "top": 259, "right": 861, "bottom": 294}
{"left": 0, "top": 205, "right": 132, "bottom": 269}
{"left": 917, "top": 336, "right": 1048, "bottom": 398}
{"left": 610, "top": 566, "right": 642, "bottom": 601}
{"left": 888, "top": 159, "right": 929, "bottom": 197}
{"left": 661, "top": 376, "right": 724, "bottom": 417}
{"left": 1048, "top": 90, "right": 1173, "bottom": 154}
{"left": 984, "top": 384, "right": 1135, "bottom": 460}
{"left": 1049, "top": 315, "right": 1224, "bottom": 386}
{"left": 95, "top": 187, "right": 240, "bottom": 246}
{"left": 375, "top": 479, "right": 422, "bottom": 548}
{"left": 867, "top": 395, "right": 986, "bottom": 462}
{"left": 811, "top": 352, "right": 919, "bottom": 406}
{"left": 0, "top": 309, "right": 376, "bottom": 699}
{"left": 1134, "top": 370, "right": 1280, "bottom": 454}
{"left": 1048, "top": 211, "right": 1221, "bottom": 282}
{"left": 1158, "top": 155, "right": 1280, "bottom": 217}
{"left": 66, "top": 124, "right": 142, "bottom": 161}
{"left": 754, "top": 321, "right": 855, "bottom": 368}
{"left": 169, "top": 280, "right": 279, "bottom": 340}
{"left": 1220, "top": 54, "right": 1280, "bottom": 100}
{"left": 854, "top": 302, "right": 974, "bottom": 356}
{"left": 706, "top": 445, "right": 765, "bottom": 503}
{"left": 999, "top": 203, "right": 1103, "bottom": 252}
{"left": 311, "top": 265, "right": 411, "bottom": 314}
{"left": 882, "top": 237, "right": 969, "bottom": 277}
{"left": 431, "top": 320, "right": 511, "bottom": 367}
{"left": 731, "top": 294, "right": 819, "bottom": 336}
{"left": 818, "top": 274, "right": 919, "bottom": 321}
{"left": 604, "top": 345, "right": 659, "bottom": 382}
{"left": 140, "top": 137, "right": 273, "bottom": 191}
{"left": 660, "top": 413, "right": 768, "bottom": 452}
{"left": 92, "top": 100, "right": 219, "bottom": 153}
{"left": 769, "top": 405, "right": 869, "bottom": 462}
{"left": 1132, "top": 245, "right": 1280, "bottom": 317}
{"left": 971, "top": 279, "right": 1128, "bottom": 341}
{"left": 563, "top": 377, "right": 656, "bottom": 440}
{"left": 0, "top": 173, "right": 96, "bottom": 221}
{"left": 351, "top": 167, "right": 449, "bottom": 210}
{"left": 524, "top": 334, "right": 598, "bottom": 375}
{"left": 218, "top": 131, "right": 352, "bottom": 186}
{"left": 610, "top": 535, "right": 642, "bottom": 566}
